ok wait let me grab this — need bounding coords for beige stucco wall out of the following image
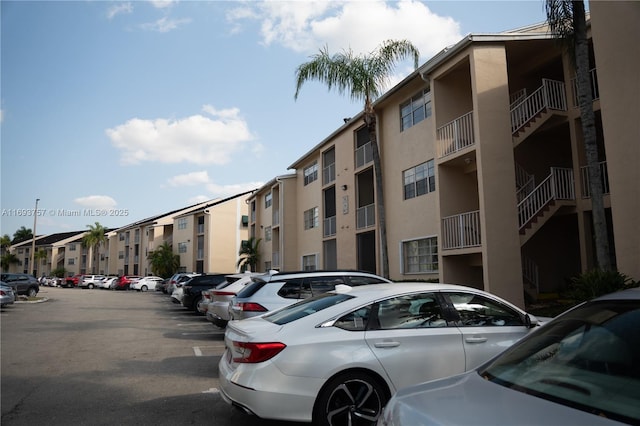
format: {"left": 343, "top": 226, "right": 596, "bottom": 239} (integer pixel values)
{"left": 590, "top": 1, "right": 640, "bottom": 281}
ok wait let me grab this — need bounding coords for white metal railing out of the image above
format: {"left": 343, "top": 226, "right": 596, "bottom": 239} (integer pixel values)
{"left": 272, "top": 251, "right": 280, "bottom": 267}
{"left": 571, "top": 68, "right": 599, "bottom": 106}
{"left": 273, "top": 209, "right": 280, "bottom": 226}
{"left": 510, "top": 88, "right": 528, "bottom": 108}
{"left": 522, "top": 255, "right": 539, "bottom": 294}
{"left": 437, "top": 111, "right": 475, "bottom": 158}
{"left": 355, "top": 142, "right": 373, "bottom": 168}
{"left": 323, "top": 163, "right": 336, "bottom": 185}
{"left": 511, "top": 79, "right": 567, "bottom": 133}
{"left": 515, "top": 163, "right": 535, "bottom": 202}
{"left": 356, "top": 204, "right": 375, "bottom": 229}
{"left": 442, "top": 210, "right": 481, "bottom": 250}
{"left": 323, "top": 216, "right": 336, "bottom": 237}
{"left": 580, "top": 161, "right": 609, "bottom": 198}
{"left": 518, "top": 167, "right": 574, "bottom": 229}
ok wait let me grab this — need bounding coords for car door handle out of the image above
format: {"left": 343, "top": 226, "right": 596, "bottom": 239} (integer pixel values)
{"left": 465, "top": 336, "right": 488, "bottom": 344}
{"left": 374, "top": 341, "right": 400, "bottom": 348}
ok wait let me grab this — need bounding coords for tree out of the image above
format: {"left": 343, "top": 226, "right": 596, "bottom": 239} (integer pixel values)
{"left": 237, "top": 237, "right": 261, "bottom": 272}
{"left": 148, "top": 242, "right": 180, "bottom": 278}
{"left": 294, "top": 40, "right": 420, "bottom": 279}
{"left": 82, "top": 222, "right": 108, "bottom": 274}
{"left": 1, "top": 234, "right": 11, "bottom": 255}
{"left": 545, "top": 1, "right": 611, "bottom": 271}
{"left": 1, "top": 252, "right": 21, "bottom": 272}
{"left": 34, "top": 249, "right": 48, "bottom": 276}
{"left": 12, "top": 226, "right": 33, "bottom": 244}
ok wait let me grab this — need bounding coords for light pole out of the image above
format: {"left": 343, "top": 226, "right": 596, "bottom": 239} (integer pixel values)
{"left": 30, "top": 198, "right": 40, "bottom": 277}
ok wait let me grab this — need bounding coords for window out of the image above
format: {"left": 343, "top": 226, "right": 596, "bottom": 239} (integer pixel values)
{"left": 68, "top": 258, "right": 75, "bottom": 265}
{"left": 302, "top": 254, "right": 317, "bottom": 271}
{"left": 178, "top": 242, "right": 187, "bottom": 253}
{"left": 304, "top": 162, "right": 318, "bottom": 185}
{"left": 69, "top": 244, "right": 76, "bottom": 251}
{"left": 177, "top": 218, "right": 187, "bottom": 230}
{"left": 375, "top": 293, "right": 446, "bottom": 329}
{"left": 402, "top": 237, "right": 438, "bottom": 273}
{"left": 118, "top": 251, "right": 124, "bottom": 259}
{"left": 304, "top": 207, "right": 319, "bottom": 230}
{"left": 447, "top": 292, "right": 524, "bottom": 327}
{"left": 119, "top": 233, "right": 125, "bottom": 241}
{"left": 404, "top": 159, "right": 435, "bottom": 200}
{"left": 400, "top": 89, "right": 432, "bottom": 131}
{"left": 265, "top": 192, "right": 272, "bottom": 209}
{"left": 265, "top": 226, "right": 272, "bottom": 241}
{"left": 323, "top": 148, "right": 336, "bottom": 184}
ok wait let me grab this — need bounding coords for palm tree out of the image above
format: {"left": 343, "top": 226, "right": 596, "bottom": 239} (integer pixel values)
{"left": 1, "top": 252, "right": 21, "bottom": 272}
{"left": 12, "top": 226, "right": 33, "bottom": 244}
{"left": 82, "top": 222, "right": 108, "bottom": 274}
{"left": 237, "top": 237, "right": 261, "bottom": 272}
{"left": 34, "top": 249, "right": 48, "bottom": 277}
{"left": 1, "top": 234, "right": 11, "bottom": 255}
{"left": 294, "top": 40, "right": 420, "bottom": 279}
{"left": 545, "top": 0, "right": 611, "bottom": 271}
{"left": 148, "top": 242, "right": 180, "bottom": 278}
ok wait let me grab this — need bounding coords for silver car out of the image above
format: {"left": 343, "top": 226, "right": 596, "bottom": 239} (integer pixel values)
{"left": 206, "top": 272, "right": 263, "bottom": 328}
{"left": 378, "top": 287, "right": 640, "bottom": 426}
{"left": 1, "top": 281, "right": 16, "bottom": 306}
{"left": 219, "top": 282, "right": 545, "bottom": 424}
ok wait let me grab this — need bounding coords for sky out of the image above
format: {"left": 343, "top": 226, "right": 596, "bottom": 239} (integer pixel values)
{"left": 0, "top": 0, "right": 550, "bottom": 238}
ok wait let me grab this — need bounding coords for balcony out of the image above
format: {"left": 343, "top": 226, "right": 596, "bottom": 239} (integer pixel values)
{"left": 323, "top": 216, "right": 336, "bottom": 237}
{"left": 580, "top": 161, "right": 609, "bottom": 198}
{"left": 511, "top": 79, "right": 567, "bottom": 134}
{"left": 273, "top": 209, "right": 280, "bottom": 226}
{"left": 437, "top": 111, "right": 475, "bottom": 158}
{"left": 356, "top": 204, "right": 375, "bottom": 229}
{"left": 442, "top": 210, "right": 481, "bottom": 250}
{"left": 323, "top": 163, "right": 336, "bottom": 185}
{"left": 355, "top": 142, "right": 373, "bottom": 169}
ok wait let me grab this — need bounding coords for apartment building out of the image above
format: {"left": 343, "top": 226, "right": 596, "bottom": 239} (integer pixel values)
{"left": 173, "top": 191, "right": 253, "bottom": 273}
{"left": 248, "top": 7, "right": 638, "bottom": 308}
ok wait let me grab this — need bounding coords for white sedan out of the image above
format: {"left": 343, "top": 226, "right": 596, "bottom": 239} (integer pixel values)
{"left": 130, "top": 276, "right": 164, "bottom": 292}
{"left": 218, "top": 282, "right": 545, "bottom": 425}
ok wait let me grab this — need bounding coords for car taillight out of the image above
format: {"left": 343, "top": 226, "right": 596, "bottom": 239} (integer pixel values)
{"left": 236, "top": 302, "right": 268, "bottom": 312}
{"left": 213, "top": 291, "right": 235, "bottom": 296}
{"left": 232, "top": 341, "right": 286, "bottom": 363}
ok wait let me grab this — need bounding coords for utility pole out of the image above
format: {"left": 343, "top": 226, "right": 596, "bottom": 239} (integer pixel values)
{"left": 30, "top": 198, "right": 40, "bottom": 276}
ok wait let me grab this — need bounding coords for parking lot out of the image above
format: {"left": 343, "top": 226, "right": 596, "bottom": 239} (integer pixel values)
{"left": 0, "top": 287, "right": 306, "bottom": 426}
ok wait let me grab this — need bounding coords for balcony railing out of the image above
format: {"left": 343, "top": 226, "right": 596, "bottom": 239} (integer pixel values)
{"left": 571, "top": 68, "right": 599, "bottom": 106}
{"left": 323, "top": 163, "right": 336, "bottom": 185}
{"left": 273, "top": 209, "right": 280, "bottom": 226}
{"left": 511, "top": 79, "right": 567, "bottom": 133}
{"left": 442, "top": 210, "right": 481, "bottom": 250}
{"left": 272, "top": 251, "right": 280, "bottom": 268}
{"left": 437, "top": 111, "right": 475, "bottom": 158}
{"left": 355, "top": 142, "right": 373, "bottom": 168}
{"left": 518, "top": 167, "right": 574, "bottom": 229}
{"left": 356, "top": 204, "right": 375, "bottom": 229}
{"left": 323, "top": 216, "right": 336, "bottom": 237}
{"left": 580, "top": 161, "right": 609, "bottom": 198}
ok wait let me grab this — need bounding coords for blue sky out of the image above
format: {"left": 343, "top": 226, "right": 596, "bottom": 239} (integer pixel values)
{"left": 1, "top": 0, "right": 550, "bottom": 238}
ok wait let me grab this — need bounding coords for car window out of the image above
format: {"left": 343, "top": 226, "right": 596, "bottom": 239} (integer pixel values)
{"left": 264, "top": 293, "right": 354, "bottom": 325}
{"left": 276, "top": 278, "right": 304, "bottom": 299}
{"left": 375, "top": 293, "right": 446, "bottom": 329}
{"left": 236, "top": 280, "right": 268, "bottom": 298}
{"left": 301, "top": 276, "right": 346, "bottom": 298}
{"left": 482, "top": 301, "right": 640, "bottom": 424}
{"left": 347, "top": 275, "right": 388, "bottom": 285}
{"left": 446, "top": 292, "right": 524, "bottom": 327}
{"left": 334, "top": 306, "right": 372, "bottom": 331}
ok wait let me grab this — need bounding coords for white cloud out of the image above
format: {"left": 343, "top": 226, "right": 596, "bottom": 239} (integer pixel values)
{"left": 167, "top": 171, "right": 210, "bottom": 187}
{"left": 105, "top": 105, "right": 255, "bottom": 165}
{"left": 107, "top": 2, "right": 133, "bottom": 20}
{"left": 140, "top": 16, "right": 191, "bottom": 32}
{"left": 149, "top": 0, "right": 177, "bottom": 9}
{"left": 74, "top": 195, "right": 118, "bottom": 209}
{"left": 227, "top": 0, "right": 462, "bottom": 59}
{"left": 187, "top": 195, "right": 212, "bottom": 204}
{"left": 206, "top": 181, "right": 263, "bottom": 198}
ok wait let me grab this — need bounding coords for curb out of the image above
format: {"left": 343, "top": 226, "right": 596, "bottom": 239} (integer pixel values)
{"left": 15, "top": 297, "right": 49, "bottom": 304}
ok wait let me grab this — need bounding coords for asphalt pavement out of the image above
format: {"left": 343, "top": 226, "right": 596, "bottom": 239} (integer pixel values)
{"left": 0, "top": 286, "right": 307, "bottom": 426}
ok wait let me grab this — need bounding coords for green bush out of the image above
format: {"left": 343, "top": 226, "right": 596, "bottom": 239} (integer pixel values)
{"left": 566, "top": 269, "right": 637, "bottom": 302}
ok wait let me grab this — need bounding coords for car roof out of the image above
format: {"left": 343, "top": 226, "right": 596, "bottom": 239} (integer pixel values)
{"left": 255, "top": 270, "right": 390, "bottom": 283}
{"left": 593, "top": 286, "right": 640, "bottom": 301}
{"left": 333, "top": 282, "right": 496, "bottom": 298}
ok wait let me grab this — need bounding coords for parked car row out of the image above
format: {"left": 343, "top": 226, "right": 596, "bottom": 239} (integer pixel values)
{"left": 0, "top": 273, "right": 39, "bottom": 297}
{"left": 1, "top": 281, "right": 16, "bottom": 306}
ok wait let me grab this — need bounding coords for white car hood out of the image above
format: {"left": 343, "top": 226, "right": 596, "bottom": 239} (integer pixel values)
{"left": 384, "top": 370, "right": 623, "bottom": 426}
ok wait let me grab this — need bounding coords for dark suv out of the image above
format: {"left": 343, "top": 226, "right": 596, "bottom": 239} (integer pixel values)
{"left": 0, "top": 273, "right": 40, "bottom": 297}
{"left": 181, "top": 273, "right": 229, "bottom": 313}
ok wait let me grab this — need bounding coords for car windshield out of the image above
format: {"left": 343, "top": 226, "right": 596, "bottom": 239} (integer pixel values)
{"left": 480, "top": 300, "right": 640, "bottom": 424}
{"left": 263, "top": 293, "right": 354, "bottom": 325}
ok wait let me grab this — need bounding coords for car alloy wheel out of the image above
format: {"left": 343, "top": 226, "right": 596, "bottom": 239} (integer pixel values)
{"left": 313, "top": 372, "right": 388, "bottom": 426}
{"left": 141, "top": 285, "right": 148, "bottom": 292}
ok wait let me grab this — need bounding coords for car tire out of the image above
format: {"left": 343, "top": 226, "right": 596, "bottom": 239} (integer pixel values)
{"left": 88, "top": 283, "right": 94, "bottom": 289}
{"left": 312, "top": 371, "right": 388, "bottom": 426}
{"left": 27, "top": 287, "right": 38, "bottom": 297}
{"left": 141, "top": 285, "right": 148, "bottom": 292}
